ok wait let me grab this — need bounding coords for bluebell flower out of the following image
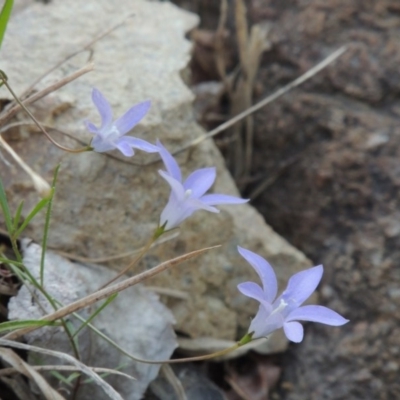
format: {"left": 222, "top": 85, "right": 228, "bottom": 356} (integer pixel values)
{"left": 156, "top": 140, "right": 248, "bottom": 231}
{"left": 85, "top": 88, "right": 159, "bottom": 156}
{"left": 237, "top": 246, "right": 348, "bottom": 343}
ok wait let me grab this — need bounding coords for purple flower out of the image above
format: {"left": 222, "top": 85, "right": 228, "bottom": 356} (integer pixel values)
{"left": 237, "top": 247, "right": 348, "bottom": 343}
{"left": 85, "top": 88, "right": 159, "bottom": 157}
{"left": 157, "top": 140, "right": 248, "bottom": 231}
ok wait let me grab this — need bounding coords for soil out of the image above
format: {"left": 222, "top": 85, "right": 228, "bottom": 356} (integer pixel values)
{"left": 174, "top": 0, "right": 400, "bottom": 399}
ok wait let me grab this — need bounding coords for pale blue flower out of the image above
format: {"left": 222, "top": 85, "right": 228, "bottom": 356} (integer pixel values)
{"left": 85, "top": 88, "right": 159, "bottom": 157}
{"left": 157, "top": 140, "right": 248, "bottom": 231}
{"left": 237, "top": 247, "right": 348, "bottom": 343}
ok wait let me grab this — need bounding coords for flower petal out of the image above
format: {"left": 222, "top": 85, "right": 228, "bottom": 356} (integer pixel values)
{"left": 186, "top": 197, "right": 220, "bottom": 213}
{"left": 237, "top": 282, "right": 273, "bottom": 312}
{"left": 160, "top": 195, "right": 194, "bottom": 230}
{"left": 183, "top": 168, "right": 216, "bottom": 198}
{"left": 85, "top": 120, "right": 99, "bottom": 134}
{"left": 156, "top": 140, "right": 182, "bottom": 182}
{"left": 92, "top": 88, "right": 113, "bottom": 129}
{"left": 200, "top": 194, "right": 249, "bottom": 206}
{"left": 286, "top": 305, "right": 349, "bottom": 326}
{"left": 159, "top": 194, "right": 218, "bottom": 230}
{"left": 118, "top": 136, "right": 159, "bottom": 153}
{"left": 90, "top": 135, "right": 115, "bottom": 153}
{"left": 114, "top": 100, "right": 151, "bottom": 135}
{"left": 159, "top": 170, "right": 185, "bottom": 200}
{"left": 249, "top": 305, "right": 283, "bottom": 339}
{"left": 281, "top": 265, "right": 323, "bottom": 307}
{"left": 283, "top": 321, "right": 304, "bottom": 343}
{"left": 237, "top": 247, "right": 278, "bottom": 303}
{"left": 115, "top": 140, "right": 134, "bottom": 157}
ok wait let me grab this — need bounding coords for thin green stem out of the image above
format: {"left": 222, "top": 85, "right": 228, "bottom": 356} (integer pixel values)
{"left": 164, "top": 343, "right": 241, "bottom": 364}
{"left": 9, "top": 236, "right": 22, "bottom": 263}
{"left": 40, "top": 166, "right": 59, "bottom": 286}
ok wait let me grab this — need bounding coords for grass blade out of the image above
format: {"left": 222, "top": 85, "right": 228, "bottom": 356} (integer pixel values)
{"left": 72, "top": 293, "right": 118, "bottom": 339}
{"left": 49, "top": 370, "right": 77, "bottom": 387}
{"left": 0, "top": 256, "right": 24, "bottom": 267}
{"left": 0, "top": 177, "right": 13, "bottom": 234}
{"left": 40, "top": 165, "right": 59, "bottom": 286}
{"left": 14, "top": 197, "right": 49, "bottom": 237}
{"left": 12, "top": 200, "right": 24, "bottom": 231}
{"left": 0, "top": 319, "right": 60, "bottom": 333}
{"left": 0, "top": 0, "right": 13, "bottom": 49}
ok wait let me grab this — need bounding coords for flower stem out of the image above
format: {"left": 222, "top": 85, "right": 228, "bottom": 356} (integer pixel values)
{"left": 0, "top": 70, "right": 91, "bottom": 153}
{"left": 165, "top": 343, "right": 241, "bottom": 363}
{"left": 121, "top": 342, "right": 242, "bottom": 365}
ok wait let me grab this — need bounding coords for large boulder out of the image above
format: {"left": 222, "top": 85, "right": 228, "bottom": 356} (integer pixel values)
{"left": 0, "top": 0, "right": 310, "bottom": 352}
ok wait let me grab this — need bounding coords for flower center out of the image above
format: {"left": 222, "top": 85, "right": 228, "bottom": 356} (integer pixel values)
{"left": 184, "top": 189, "right": 192, "bottom": 199}
{"left": 103, "top": 125, "right": 120, "bottom": 142}
{"left": 271, "top": 299, "right": 288, "bottom": 316}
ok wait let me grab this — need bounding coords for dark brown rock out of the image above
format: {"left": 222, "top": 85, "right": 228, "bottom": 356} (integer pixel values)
{"left": 172, "top": 0, "right": 400, "bottom": 397}
{"left": 244, "top": 1, "right": 400, "bottom": 399}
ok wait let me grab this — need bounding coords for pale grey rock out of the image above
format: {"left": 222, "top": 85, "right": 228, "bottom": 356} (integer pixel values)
{"left": 0, "top": 0, "right": 311, "bottom": 351}
{"left": 8, "top": 240, "right": 177, "bottom": 400}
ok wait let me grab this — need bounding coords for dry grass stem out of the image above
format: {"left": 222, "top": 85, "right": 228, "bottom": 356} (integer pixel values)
{"left": 229, "top": 0, "right": 269, "bottom": 179}
{"left": 225, "top": 374, "right": 253, "bottom": 400}
{"left": 53, "top": 230, "right": 179, "bottom": 264}
{"left": 235, "top": 0, "right": 249, "bottom": 69}
{"left": 146, "top": 286, "right": 189, "bottom": 300}
{"left": 215, "top": 0, "right": 230, "bottom": 94}
{"left": 0, "top": 63, "right": 94, "bottom": 127}
{"left": 0, "top": 347, "right": 66, "bottom": 400}
{"left": 0, "top": 365, "right": 135, "bottom": 380}
{"left": 160, "top": 364, "right": 187, "bottom": 400}
{"left": 0, "top": 135, "right": 51, "bottom": 198}
{"left": 170, "top": 46, "right": 347, "bottom": 157}
{"left": 3, "top": 245, "right": 219, "bottom": 340}
{"left": 0, "top": 341, "right": 123, "bottom": 400}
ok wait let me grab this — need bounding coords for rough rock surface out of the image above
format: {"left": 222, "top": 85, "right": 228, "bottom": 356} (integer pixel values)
{"left": 0, "top": 0, "right": 310, "bottom": 351}
{"left": 8, "top": 240, "right": 177, "bottom": 400}
{"left": 242, "top": 1, "right": 400, "bottom": 399}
